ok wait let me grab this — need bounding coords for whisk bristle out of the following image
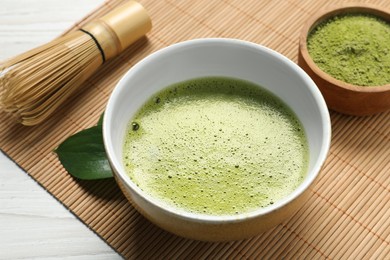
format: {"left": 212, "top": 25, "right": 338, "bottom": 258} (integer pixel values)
{"left": 0, "top": 31, "right": 102, "bottom": 125}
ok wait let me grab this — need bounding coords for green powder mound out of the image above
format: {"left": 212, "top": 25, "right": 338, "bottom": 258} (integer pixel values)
{"left": 123, "top": 77, "right": 309, "bottom": 216}
{"left": 307, "top": 14, "right": 390, "bottom": 87}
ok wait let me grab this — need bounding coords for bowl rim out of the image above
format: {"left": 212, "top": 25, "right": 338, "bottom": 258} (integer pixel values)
{"left": 103, "top": 38, "right": 332, "bottom": 224}
{"left": 299, "top": 3, "right": 390, "bottom": 93}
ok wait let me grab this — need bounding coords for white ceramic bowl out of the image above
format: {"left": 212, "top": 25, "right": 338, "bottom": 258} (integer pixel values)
{"left": 103, "top": 38, "right": 331, "bottom": 241}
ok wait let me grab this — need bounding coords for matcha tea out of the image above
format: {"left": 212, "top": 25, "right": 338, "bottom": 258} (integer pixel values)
{"left": 307, "top": 14, "right": 390, "bottom": 86}
{"left": 123, "top": 77, "right": 309, "bottom": 216}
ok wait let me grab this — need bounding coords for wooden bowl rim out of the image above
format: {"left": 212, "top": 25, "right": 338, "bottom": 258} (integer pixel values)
{"left": 299, "top": 3, "right": 390, "bottom": 93}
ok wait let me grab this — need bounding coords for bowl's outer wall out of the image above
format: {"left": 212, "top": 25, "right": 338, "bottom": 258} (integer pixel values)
{"left": 114, "top": 163, "right": 316, "bottom": 241}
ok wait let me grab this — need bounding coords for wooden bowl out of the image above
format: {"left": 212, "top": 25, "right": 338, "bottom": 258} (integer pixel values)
{"left": 298, "top": 4, "right": 390, "bottom": 116}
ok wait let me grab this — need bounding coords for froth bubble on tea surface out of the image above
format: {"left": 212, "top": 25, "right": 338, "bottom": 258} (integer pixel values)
{"left": 123, "top": 77, "right": 309, "bottom": 216}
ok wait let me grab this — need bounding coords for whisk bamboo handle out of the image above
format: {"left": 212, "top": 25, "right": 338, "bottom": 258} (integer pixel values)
{"left": 82, "top": 1, "right": 152, "bottom": 61}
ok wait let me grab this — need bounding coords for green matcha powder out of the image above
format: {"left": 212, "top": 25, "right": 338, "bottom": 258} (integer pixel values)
{"left": 307, "top": 14, "right": 390, "bottom": 86}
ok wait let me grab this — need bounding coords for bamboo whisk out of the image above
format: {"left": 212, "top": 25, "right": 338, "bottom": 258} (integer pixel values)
{"left": 0, "top": 1, "right": 151, "bottom": 126}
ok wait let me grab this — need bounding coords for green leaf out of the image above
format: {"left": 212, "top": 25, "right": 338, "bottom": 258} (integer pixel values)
{"left": 54, "top": 122, "right": 113, "bottom": 180}
{"left": 97, "top": 112, "right": 104, "bottom": 126}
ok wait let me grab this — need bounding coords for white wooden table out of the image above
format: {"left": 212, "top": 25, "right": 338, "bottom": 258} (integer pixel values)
{"left": 0, "top": 0, "right": 121, "bottom": 259}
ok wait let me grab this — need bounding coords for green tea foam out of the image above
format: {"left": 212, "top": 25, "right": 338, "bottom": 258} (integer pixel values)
{"left": 123, "top": 77, "right": 309, "bottom": 216}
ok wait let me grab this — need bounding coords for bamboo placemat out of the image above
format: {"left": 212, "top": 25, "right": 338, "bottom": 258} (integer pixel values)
{"left": 1, "top": 0, "right": 389, "bottom": 258}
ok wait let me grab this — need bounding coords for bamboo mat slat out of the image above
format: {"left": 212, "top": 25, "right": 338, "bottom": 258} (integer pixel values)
{"left": 1, "top": 0, "right": 389, "bottom": 258}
